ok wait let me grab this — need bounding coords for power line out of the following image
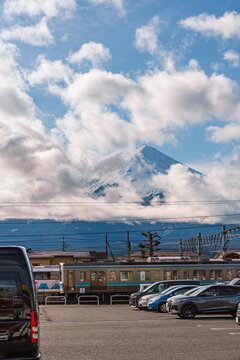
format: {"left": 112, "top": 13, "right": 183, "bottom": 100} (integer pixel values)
{"left": 1, "top": 199, "right": 240, "bottom": 205}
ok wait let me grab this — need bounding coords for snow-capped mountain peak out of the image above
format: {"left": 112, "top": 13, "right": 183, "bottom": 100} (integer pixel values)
{"left": 87, "top": 145, "right": 201, "bottom": 200}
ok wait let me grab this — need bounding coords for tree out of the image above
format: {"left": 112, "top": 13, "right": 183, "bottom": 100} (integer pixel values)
{"left": 138, "top": 231, "right": 161, "bottom": 259}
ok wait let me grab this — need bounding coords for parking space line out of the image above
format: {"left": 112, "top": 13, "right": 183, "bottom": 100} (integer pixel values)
{"left": 229, "top": 332, "right": 240, "bottom": 335}
{"left": 211, "top": 328, "right": 237, "bottom": 330}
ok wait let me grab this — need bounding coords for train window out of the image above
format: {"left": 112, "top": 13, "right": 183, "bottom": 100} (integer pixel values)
{"left": 79, "top": 271, "right": 85, "bottom": 282}
{"left": 164, "top": 271, "right": 171, "bottom": 280}
{"left": 99, "top": 272, "right": 105, "bottom": 283}
{"left": 91, "top": 272, "right": 97, "bottom": 282}
{"left": 193, "top": 270, "right": 206, "bottom": 280}
{"left": 210, "top": 270, "right": 223, "bottom": 280}
{"left": 227, "top": 270, "right": 233, "bottom": 280}
{"left": 120, "top": 271, "right": 133, "bottom": 282}
{"left": 153, "top": 271, "right": 160, "bottom": 281}
{"left": 200, "top": 270, "right": 206, "bottom": 280}
{"left": 183, "top": 270, "right": 190, "bottom": 279}
{"left": 110, "top": 271, "right": 117, "bottom": 281}
{"left": 173, "top": 270, "right": 178, "bottom": 280}
{"left": 193, "top": 270, "right": 199, "bottom": 280}
{"left": 137, "top": 271, "right": 150, "bottom": 281}
{"left": 216, "top": 270, "right": 222, "bottom": 280}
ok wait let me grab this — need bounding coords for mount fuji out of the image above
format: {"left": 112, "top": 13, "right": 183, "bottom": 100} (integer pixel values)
{"left": 87, "top": 145, "right": 201, "bottom": 202}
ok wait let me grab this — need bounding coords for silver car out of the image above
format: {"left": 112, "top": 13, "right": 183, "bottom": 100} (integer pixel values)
{"left": 236, "top": 303, "right": 240, "bottom": 325}
{"left": 169, "top": 284, "right": 240, "bottom": 319}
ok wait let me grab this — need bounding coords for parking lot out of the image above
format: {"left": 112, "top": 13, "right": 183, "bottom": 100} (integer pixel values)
{"left": 39, "top": 305, "right": 240, "bottom": 360}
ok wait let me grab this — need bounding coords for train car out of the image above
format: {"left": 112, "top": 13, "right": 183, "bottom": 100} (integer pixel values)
{"left": 59, "top": 259, "right": 240, "bottom": 301}
{"left": 33, "top": 265, "right": 60, "bottom": 302}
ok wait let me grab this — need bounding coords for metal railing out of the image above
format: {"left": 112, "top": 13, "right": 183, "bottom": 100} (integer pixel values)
{"left": 78, "top": 295, "right": 99, "bottom": 305}
{"left": 110, "top": 295, "right": 130, "bottom": 305}
{"left": 45, "top": 295, "right": 67, "bottom": 306}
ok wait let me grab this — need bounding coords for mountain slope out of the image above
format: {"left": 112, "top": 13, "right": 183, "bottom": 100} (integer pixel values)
{"left": 88, "top": 145, "right": 201, "bottom": 201}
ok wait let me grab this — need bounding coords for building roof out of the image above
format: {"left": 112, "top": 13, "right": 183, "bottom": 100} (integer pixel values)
{"left": 29, "top": 251, "right": 93, "bottom": 259}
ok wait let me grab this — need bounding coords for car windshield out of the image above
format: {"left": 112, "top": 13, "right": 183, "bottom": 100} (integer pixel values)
{"left": 142, "top": 283, "right": 157, "bottom": 293}
{"left": 159, "top": 286, "right": 178, "bottom": 295}
{"left": 183, "top": 286, "right": 201, "bottom": 296}
{"left": 187, "top": 285, "right": 208, "bottom": 296}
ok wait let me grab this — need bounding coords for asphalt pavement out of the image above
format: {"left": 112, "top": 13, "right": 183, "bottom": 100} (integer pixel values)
{"left": 39, "top": 305, "right": 240, "bottom": 360}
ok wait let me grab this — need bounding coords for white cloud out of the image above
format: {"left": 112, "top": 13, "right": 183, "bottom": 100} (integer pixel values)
{"left": 3, "top": 0, "right": 76, "bottom": 20}
{"left": 224, "top": 50, "right": 240, "bottom": 68}
{"left": 207, "top": 124, "right": 240, "bottom": 143}
{"left": 67, "top": 42, "right": 112, "bottom": 68}
{"left": 27, "top": 55, "right": 73, "bottom": 86}
{"left": 135, "top": 16, "right": 160, "bottom": 55}
{"left": 87, "top": 0, "right": 126, "bottom": 16}
{"left": 134, "top": 17, "right": 175, "bottom": 71}
{"left": 0, "top": 18, "right": 53, "bottom": 46}
{"left": 43, "top": 67, "right": 240, "bottom": 166}
{"left": 180, "top": 11, "right": 240, "bottom": 39}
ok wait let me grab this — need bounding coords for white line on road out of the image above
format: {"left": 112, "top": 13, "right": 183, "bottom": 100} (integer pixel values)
{"left": 211, "top": 328, "right": 237, "bottom": 330}
{"left": 229, "top": 332, "right": 240, "bottom": 335}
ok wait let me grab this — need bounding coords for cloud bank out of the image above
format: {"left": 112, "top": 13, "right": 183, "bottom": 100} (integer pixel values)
{"left": 180, "top": 11, "right": 240, "bottom": 39}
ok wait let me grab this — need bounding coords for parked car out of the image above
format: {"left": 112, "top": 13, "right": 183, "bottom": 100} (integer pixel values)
{"left": 138, "top": 285, "right": 180, "bottom": 310}
{"left": 166, "top": 286, "right": 202, "bottom": 312}
{"left": 0, "top": 246, "right": 41, "bottom": 359}
{"left": 169, "top": 284, "right": 240, "bottom": 319}
{"left": 147, "top": 285, "right": 198, "bottom": 312}
{"left": 129, "top": 280, "right": 201, "bottom": 308}
{"left": 236, "top": 303, "right": 240, "bottom": 325}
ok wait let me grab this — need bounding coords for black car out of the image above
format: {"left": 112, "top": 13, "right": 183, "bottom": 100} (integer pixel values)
{"left": 169, "top": 284, "right": 240, "bottom": 319}
{"left": 129, "top": 280, "right": 201, "bottom": 307}
{"left": 0, "top": 246, "right": 41, "bottom": 359}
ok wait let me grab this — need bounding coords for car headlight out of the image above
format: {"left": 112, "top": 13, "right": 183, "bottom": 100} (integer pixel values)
{"left": 148, "top": 299, "right": 155, "bottom": 304}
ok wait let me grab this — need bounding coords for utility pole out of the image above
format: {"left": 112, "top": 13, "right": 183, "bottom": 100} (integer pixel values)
{"left": 105, "top": 234, "right": 109, "bottom": 259}
{"left": 197, "top": 232, "right": 202, "bottom": 260}
{"left": 62, "top": 235, "right": 65, "bottom": 252}
{"left": 222, "top": 225, "right": 227, "bottom": 256}
{"left": 106, "top": 234, "right": 115, "bottom": 261}
{"left": 127, "top": 231, "right": 131, "bottom": 261}
{"left": 179, "top": 239, "right": 183, "bottom": 257}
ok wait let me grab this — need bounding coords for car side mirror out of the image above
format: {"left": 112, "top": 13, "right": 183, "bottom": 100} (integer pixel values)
{"left": 199, "top": 293, "right": 206, "bottom": 297}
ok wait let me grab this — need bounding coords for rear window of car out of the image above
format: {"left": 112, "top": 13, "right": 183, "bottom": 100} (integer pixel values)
{"left": 0, "top": 272, "right": 24, "bottom": 309}
{"left": 219, "top": 286, "right": 240, "bottom": 295}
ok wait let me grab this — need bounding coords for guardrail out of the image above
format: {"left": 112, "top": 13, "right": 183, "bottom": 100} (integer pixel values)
{"left": 45, "top": 295, "right": 67, "bottom": 306}
{"left": 110, "top": 295, "right": 130, "bottom": 305}
{"left": 78, "top": 295, "right": 100, "bottom": 306}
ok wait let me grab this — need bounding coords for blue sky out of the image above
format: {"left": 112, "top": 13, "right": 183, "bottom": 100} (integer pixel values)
{"left": 0, "top": 0, "right": 240, "bottom": 221}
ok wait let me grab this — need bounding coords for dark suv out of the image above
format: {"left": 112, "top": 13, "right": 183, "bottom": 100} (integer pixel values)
{"left": 0, "top": 246, "right": 41, "bottom": 359}
{"left": 169, "top": 284, "right": 240, "bottom": 319}
{"left": 129, "top": 280, "right": 201, "bottom": 308}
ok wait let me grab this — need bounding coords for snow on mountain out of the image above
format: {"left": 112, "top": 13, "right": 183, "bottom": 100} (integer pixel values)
{"left": 87, "top": 145, "right": 201, "bottom": 201}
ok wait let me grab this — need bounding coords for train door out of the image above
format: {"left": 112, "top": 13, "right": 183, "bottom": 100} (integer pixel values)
{"left": 90, "top": 271, "right": 106, "bottom": 290}
{"left": 67, "top": 270, "right": 74, "bottom": 291}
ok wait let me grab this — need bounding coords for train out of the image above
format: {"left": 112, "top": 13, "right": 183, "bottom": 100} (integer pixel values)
{"left": 33, "top": 258, "right": 240, "bottom": 303}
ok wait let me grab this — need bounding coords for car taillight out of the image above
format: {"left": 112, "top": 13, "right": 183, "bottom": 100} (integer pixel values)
{"left": 31, "top": 311, "right": 39, "bottom": 344}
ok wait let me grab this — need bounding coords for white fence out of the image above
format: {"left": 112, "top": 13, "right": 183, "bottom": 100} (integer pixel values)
{"left": 110, "top": 295, "right": 130, "bottom": 305}
{"left": 45, "top": 295, "right": 67, "bottom": 306}
{"left": 78, "top": 295, "right": 100, "bottom": 305}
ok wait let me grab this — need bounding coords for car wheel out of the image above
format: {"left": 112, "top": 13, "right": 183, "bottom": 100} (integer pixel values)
{"left": 230, "top": 308, "right": 237, "bottom": 317}
{"left": 158, "top": 302, "right": 167, "bottom": 313}
{"left": 181, "top": 305, "right": 196, "bottom": 319}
